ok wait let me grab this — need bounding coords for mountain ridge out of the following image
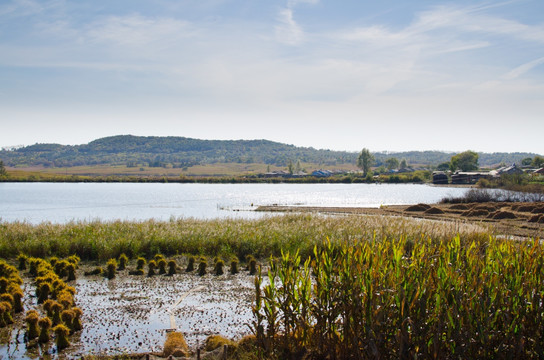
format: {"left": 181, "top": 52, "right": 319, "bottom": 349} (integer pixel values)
{"left": 1, "top": 135, "right": 540, "bottom": 169}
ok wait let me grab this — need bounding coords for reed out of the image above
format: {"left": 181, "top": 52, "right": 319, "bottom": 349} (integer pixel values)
{"left": 0, "top": 214, "right": 491, "bottom": 262}
{"left": 251, "top": 236, "right": 544, "bottom": 359}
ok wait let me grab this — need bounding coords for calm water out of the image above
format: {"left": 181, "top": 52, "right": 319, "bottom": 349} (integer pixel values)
{"left": 0, "top": 182, "right": 468, "bottom": 224}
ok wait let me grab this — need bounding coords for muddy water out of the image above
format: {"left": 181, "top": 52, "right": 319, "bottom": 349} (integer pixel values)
{"left": 0, "top": 270, "right": 258, "bottom": 359}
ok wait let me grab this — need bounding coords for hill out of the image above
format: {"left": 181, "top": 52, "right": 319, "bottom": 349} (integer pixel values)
{"left": 0, "top": 135, "right": 540, "bottom": 170}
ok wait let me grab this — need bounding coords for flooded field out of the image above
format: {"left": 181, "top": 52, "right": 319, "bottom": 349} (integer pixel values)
{"left": 0, "top": 266, "right": 257, "bottom": 359}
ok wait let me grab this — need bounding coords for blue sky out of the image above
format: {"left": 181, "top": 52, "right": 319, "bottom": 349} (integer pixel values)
{"left": 1, "top": 0, "right": 543, "bottom": 153}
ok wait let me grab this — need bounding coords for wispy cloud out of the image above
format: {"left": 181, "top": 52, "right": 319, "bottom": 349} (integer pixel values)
{"left": 503, "top": 56, "right": 544, "bottom": 80}
{"left": 86, "top": 15, "right": 194, "bottom": 47}
{"left": 275, "top": 0, "right": 318, "bottom": 45}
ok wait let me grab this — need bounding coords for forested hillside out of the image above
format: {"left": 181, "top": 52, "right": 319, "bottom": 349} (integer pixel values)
{"left": 0, "top": 135, "right": 356, "bottom": 168}
{"left": 0, "top": 135, "right": 539, "bottom": 169}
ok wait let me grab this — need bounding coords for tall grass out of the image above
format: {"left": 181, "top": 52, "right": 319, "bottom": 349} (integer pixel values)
{"left": 252, "top": 236, "right": 544, "bottom": 359}
{"left": 0, "top": 215, "right": 489, "bottom": 261}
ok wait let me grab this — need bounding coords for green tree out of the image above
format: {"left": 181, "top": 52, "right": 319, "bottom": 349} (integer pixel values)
{"left": 436, "top": 162, "right": 450, "bottom": 171}
{"left": 532, "top": 156, "right": 544, "bottom": 168}
{"left": 450, "top": 151, "right": 479, "bottom": 172}
{"left": 357, "top": 148, "right": 374, "bottom": 176}
{"left": 287, "top": 160, "right": 294, "bottom": 175}
{"left": 521, "top": 157, "right": 533, "bottom": 166}
{"left": 399, "top": 159, "right": 407, "bottom": 169}
{"left": 0, "top": 160, "right": 6, "bottom": 177}
{"left": 385, "top": 157, "right": 399, "bottom": 171}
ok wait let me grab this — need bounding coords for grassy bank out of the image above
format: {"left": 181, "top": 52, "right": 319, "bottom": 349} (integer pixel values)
{"left": 1, "top": 214, "right": 489, "bottom": 262}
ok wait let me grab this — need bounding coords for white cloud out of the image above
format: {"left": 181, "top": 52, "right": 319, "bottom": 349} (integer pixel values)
{"left": 275, "top": 0, "right": 318, "bottom": 45}
{"left": 86, "top": 15, "right": 194, "bottom": 47}
{"left": 503, "top": 56, "right": 544, "bottom": 80}
{"left": 275, "top": 8, "right": 304, "bottom": 45}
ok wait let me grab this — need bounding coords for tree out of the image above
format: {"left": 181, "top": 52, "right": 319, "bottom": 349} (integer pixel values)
{"left": 532, "top": 156, "right": 544, "bottom": 168}
{"left": 385, "top": 157, "right": 399, "bottom": 171}
{"left": 357, "top": 148, "right": 374, "bottom": 176}
{"left": 0, "top": 160, "right": 6, "bottom": 177}
{"left": 521, "top": 157, "right": 533, "bottom": 166}
{"left": 399, "top": 159, "right": 407, "bottom": 169}
{"left": 436, "top": 162, "right": 451, "bottom": 171}
{"left": 450, "top": 151, "right": 479, "bottom": 172}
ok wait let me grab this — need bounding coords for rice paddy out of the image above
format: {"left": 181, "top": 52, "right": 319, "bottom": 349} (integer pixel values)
{"left": 0, "top": 214, "right": 542, "bottom": 358}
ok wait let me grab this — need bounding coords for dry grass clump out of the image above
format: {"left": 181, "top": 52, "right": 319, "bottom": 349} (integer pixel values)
{"left": 205, "top": 334, "right": 235, "bottom": 351}
{"left": 19, "top": 255, "right": 84, "bottom": 351}
{"left": 163, "top": 331, "right": 189, "bottom": 357}
{"left": 186, "top": 255, "right": 196, "bottom": 272}
{"left": 0, "top": 260, "right": 25, "bottom": 328}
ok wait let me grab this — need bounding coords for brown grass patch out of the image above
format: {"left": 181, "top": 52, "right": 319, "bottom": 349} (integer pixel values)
{"left": 205, "top": 334, "right": 235, "bottom": 351}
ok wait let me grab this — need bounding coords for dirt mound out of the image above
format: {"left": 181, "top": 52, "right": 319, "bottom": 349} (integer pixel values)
{"left": 531, "top": 206, "right": 544, "bottom": 214}
{"left": 489, "top": 211, "right": 517, "bottom": 220}
{"left": 405, "top": 204, "right": 431, "bottom": 212}
{"left": 462, "top": 209, "right": 490, "bottom": 217}
{"left": 473, "top": 204, "right": 497, "bottom": 212}
{"left": 424, "top": 207, "right": 445, "bottom": 215}
{"left": 516, "top": 204, "right": 539, "bottom": 212}
{"left": 449, "top": 204, "right": 470, "bottom": 210}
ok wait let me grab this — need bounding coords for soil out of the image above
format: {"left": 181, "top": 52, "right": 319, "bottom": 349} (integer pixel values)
{"left": 257, "top": 201, "right": 544, "bottom": 239}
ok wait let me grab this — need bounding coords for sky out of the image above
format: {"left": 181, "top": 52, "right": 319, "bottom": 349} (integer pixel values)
{"left": 0, "top": 0, "right": 543, "bottom": 154}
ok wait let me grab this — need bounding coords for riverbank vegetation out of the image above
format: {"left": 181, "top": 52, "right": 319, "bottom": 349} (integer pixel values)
{"left": 0, "top": 214, "right": 489, "bottom": 262}
{"left": 2, "top": 214, "right": 543, "bottom": 358}
{"left": 247, "top": 235, "right": 544, "bottom": 359}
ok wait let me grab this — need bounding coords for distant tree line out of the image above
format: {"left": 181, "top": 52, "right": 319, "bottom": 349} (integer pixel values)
{"left": 0, "top": 135, "right": 541, "bottom": 170}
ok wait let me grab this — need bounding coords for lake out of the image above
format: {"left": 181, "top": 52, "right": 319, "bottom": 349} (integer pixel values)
{"left": 0, "top": 182, "right": 468, "bottom": 224}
